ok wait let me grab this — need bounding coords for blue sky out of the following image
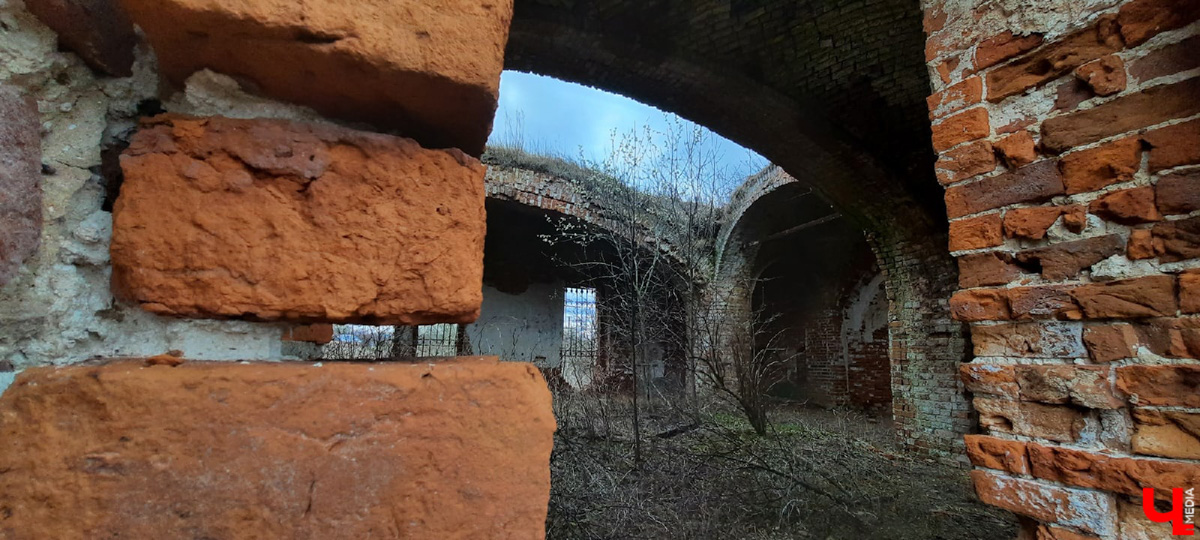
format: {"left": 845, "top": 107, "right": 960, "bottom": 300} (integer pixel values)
{"left": 488, "top": 71, "right": 767, "bottom": 180}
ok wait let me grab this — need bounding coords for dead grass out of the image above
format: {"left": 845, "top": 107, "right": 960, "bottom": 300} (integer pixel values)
{"left": 548, "top": 391, "right": 1017, "bottom": 539}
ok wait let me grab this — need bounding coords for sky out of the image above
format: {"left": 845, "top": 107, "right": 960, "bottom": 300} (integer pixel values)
{"left": 488, "top": 71, "right": 768, "bottom": 181}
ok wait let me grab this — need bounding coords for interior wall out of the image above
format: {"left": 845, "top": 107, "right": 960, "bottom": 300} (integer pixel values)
{"left": 465, "top": 282, "right": 565, "bottom": 367}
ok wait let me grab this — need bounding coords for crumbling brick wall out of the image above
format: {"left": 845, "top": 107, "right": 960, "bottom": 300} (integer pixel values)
{"left": 925, "top": 0, "right": 1200, "bottom": 535}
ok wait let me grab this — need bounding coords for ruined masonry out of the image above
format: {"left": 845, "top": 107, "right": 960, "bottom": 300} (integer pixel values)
{"left": 928, "top": 0, "right": 1200, "bottom": 536}
{"left": 0, "top": 0, "right": 556, "bottom": 537}
{"left": 0, "top": 0, "right": 1197, "bottom": 537}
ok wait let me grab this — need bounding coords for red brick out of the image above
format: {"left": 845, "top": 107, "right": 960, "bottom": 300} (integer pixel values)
{"left": 936, "top": 140, "right": 996, "bottom": 185}
{"left": 1151, "top": 215, "right": 1200, "bottom": 262}
{"left": 950, "top": 288, "right": 1010, "bottom": 321}
{"left": 974, "top": 31, "right": 1045, "bottom": 71}
{"left": 1028, "top": 443, "right": 1200, "bottom": 498}
{"left": 948, "top": 213, "right": 1003, "bottom": 250}
{"left": 1083, "top": 324, "right": 1138, "bottom": 362}
{"left": 1037, "top": 525, "right": 1099, "bottom": 540}
{"left": 1042, "top": 78, "right": 1200, "bottom": 153}
{"left": 932, "top": 108, "right": 990, "bottom": 152}
{"left": 1071, "top": 275, "right": 1178, "bottom": 319}
{"left": 1143, "top": 118, "right": 1200, "bottom": 173}
{"left": 1132, "top": 408, "right": 1200, "bottom": 460}
{"left": 1181, "top": 269, "right": 1200, "bottom": 313}
{"left": 110, "top": 115, "right": 486, "bottom": 324}
{"left": 1015, "top": 234, "right": 1124, "bottom": 281}
{"left": 1058, "top": 137, "right": 1142, "bottom": 195}
{"left": 1053, "top": 78, "right": 1094, "bottom": 113}
{"left": 1117, "top": 364, "right": 1200, "bottom": 407}
{"left": 0, "top": 358, "right": 555, "bottom": 539}
{"left": 1004, "top": 206, "right": 1062, "bottom": 240}
{"left": 972, "top": 322, "right": 1085, "bottom": 358}
{"left": 964, "top": 435, "right": 1029, "bottom": 474}
{"left": 958, "top": 251, "right": 1022, "bottom": 288}
{"left": 961, "top": 363, "right": 1018, "bottom": 396}
{"left": 975, "top": 398, "right": 1087, "bottom": 443}
{"left": 1127, "top": 229, "right": 1155, "bottom": 260}
{"left": 927, "top": 77, "right": 983, "bottom": 119}
{"left": 282, "top": 324, "right": 335, "bottom": 344}
{"left": 1074, "top": 55, "right": 1126, "bottom": 97}
{"left": 945, "top": 160, "right": 1064, "bottom": 218}
{"left": 1015, "top": 365, "right": 1123, "bottom": 409}
{"left": 971, "top": 470, "right": 1116, "bottom": 536}
{"left": 25, "top": 0, "right": 137, "bottom": 76}
{"left": 1061, "top": 205, "right": 1088, "bottom": 233}
{"left": 0, "top": 85, "right": 42, "bottom": 288}
{"left": 1117, "top": 0, "right": 1200, "bottom": 47}
{"left": 995, "top": 131, "right": 1038, "bottom": 169}
{"left": 986, "top": 16, "right": 1123, "bottom": 103}
{"left": 1129, "top": 35, "right": 1200, "bottom": 83}
{"left": 1007, "top": 286, "right": 1082, "bottom": 320}
{"left": 1089, "top": 186, "right": 1163, "bottom": 225}
{"left": 1155, "top": 170, "right": 1200, "bottom": 215}
{"left": 120, "top": 0, "right": 515, "bottom": 155}
{"left": 1135, "top": 318, "right": 1200, "bottom": 359}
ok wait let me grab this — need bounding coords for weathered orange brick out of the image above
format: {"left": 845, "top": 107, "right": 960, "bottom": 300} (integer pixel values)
{"left": 1143, "top": 118, "right": 1200, "bottom": 173}
{"left": 1007, "top": 286, "right": 1082, "bottom": 320}
{"left": 1028, "top": 443, "right": 1200, "bottom": 498}
{"left": 1156, "top": 170, "right": 1200, "bottom": 215}
{"left": 1129, "top": 35, "right": 1200, "bottom": 83}
{"left": 1083, "top": 323, "right": 1138, "bottom": 362}
{"left": 1061, "top": 205, "right": 1089, "bottom": 233}
{"left": 936, "top": 140, "right": 996, "bottom": 185}
{"left": 945, "top": 160, "right": 1064, "bottom": 218}
{"left": 971, "top": 470, "right": 1116, "bottom": 537}
{"left": 119, "top": 0, "right": 515, "bottom": 155}
{"left": 1117, "top": 364, "right": 1200, "bottom": 407}
{"left": 964, "top": 435, "right": 1029, "bottom": 474}
{"left": 948, "top": 213, "right": 1003, "bottom": 251}
{"left": 994, "top": 131, "right": 1038, "bottom": 168}
{"left": 950, "top": 288, "right": 1010, "bottom": 321}
{"left": 1132, "top": 408, "right": 1200, "bottom": 460}
{"left": 1117, "top": 0, "right": 1200, "bottom": 46}
{"left": 1088, "top": 186, "right": 1163, "bottom": 225}
{"left": 976, "top": 398, "right": 1088, "bottom": 443}
{"left": 1015, "top": 234, "right": 1124, "bottom": 281}
{"left": 1004, "top": 206, "right": 1062, "bottom": 240}
{"left": 972, "top": 322, "right": 1085, "bottom": 359}
{"left": 974, "top": 31, "right": 1045, "bottom": 71}
{"left": 1071, "top": 275, "right": 1178, "bottom": 319}
{"left": 1015, "top": 365, "right": 1123, "bottom": 409}
{"left": 1058, "top": 137, "right": 1141, "bottom": 195}
{"left": 1074, "top": 55, "right": 1126, "bottom": 97}
{"left": 927, "top": 77, "right": 983, "bottom": 119}
{"left": 282, "top": 324, "right": 335, "bottom": 344}
{"left": 1181, "top": 269, "right": 1200, "bottom": 314}
{"left": 1054, "top": 78, "right": 1094, "bottom": 113}
{"left": 110, "top": 115, "right": 486, "bottom": 324}
{"left": 0, "top": 358, "right": 555, "bottom": 539}
{"left": 1127, "top": 229, "right": 1155, "bottom": 260}
{"left": 987, "top": 17, "right": 1122, "bottom": 103}
{"left": 961, "top": 363, "right": 1018, "bottom": 396}
{"left": 1151, "top": 215, "right": 1200, "bottom": 262}
{"left": 958, "top": 251, "right": 1022, "bottom": 288}
{"left": 932, "top": 108, "right": 990, "bottom": 152}
{"left": 1042, "top": 78, "right": 1200, "bottom": 153}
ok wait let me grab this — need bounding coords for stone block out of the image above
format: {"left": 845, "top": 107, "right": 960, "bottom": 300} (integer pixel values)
{"left": 931, "top": 107, "right": 990, "bottom": 152}
{"left": 1155, "top": 170, "right": 1200, "bottom": 216}
{"left": 0, "top": 357, "right": 554, "bottom": 539}
{"left": 958, "top": 251, "right": 1022, "bottom": 288}
{"left": 1143, "top": 118, "right": 1200, "bottom": 173}
{"left": 1117, "top": 364, "right": 1200, "bottom": 407}
{"left": 1070, "top": 275, "right": 1177, "bottom": 319}
{"left": 975, "top": 398, "right": 1086, "bottom": 442}
{"left": 110, "top": 114, "right": 485, "bottom": 324}
{"left": 118, "top": 0, "right": 515, "bottom": 155}
{"left": 1151, "top": 215, "right": 1200, "bottom": 262}
{"left": 1004, "top": 206, "right": 1063, "bottom": 241}
{"left": 1015, "top": 234, "right": 1124, "bottom": 281}
{"left": 1132, "top": 408, "right": 1200, "bottom": 460}
{"left": 1058, "top": 137, "right": 1141, "bottom": 195}
{"left": 948, "top": 213, "right": 1003, "bottom": 250}
{"left": 964, "top": 434, "right": 1029, "bottom": 475}
{"left": 1088, "top": 187, "right": 1162, "bottom": 225}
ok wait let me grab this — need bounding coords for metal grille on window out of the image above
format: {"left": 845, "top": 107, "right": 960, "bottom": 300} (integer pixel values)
{"left": 561, "top": 287, "right": 598, "bottom": 365}
{"left": 416, "top": 323, "right": 458, "bottom": 357}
